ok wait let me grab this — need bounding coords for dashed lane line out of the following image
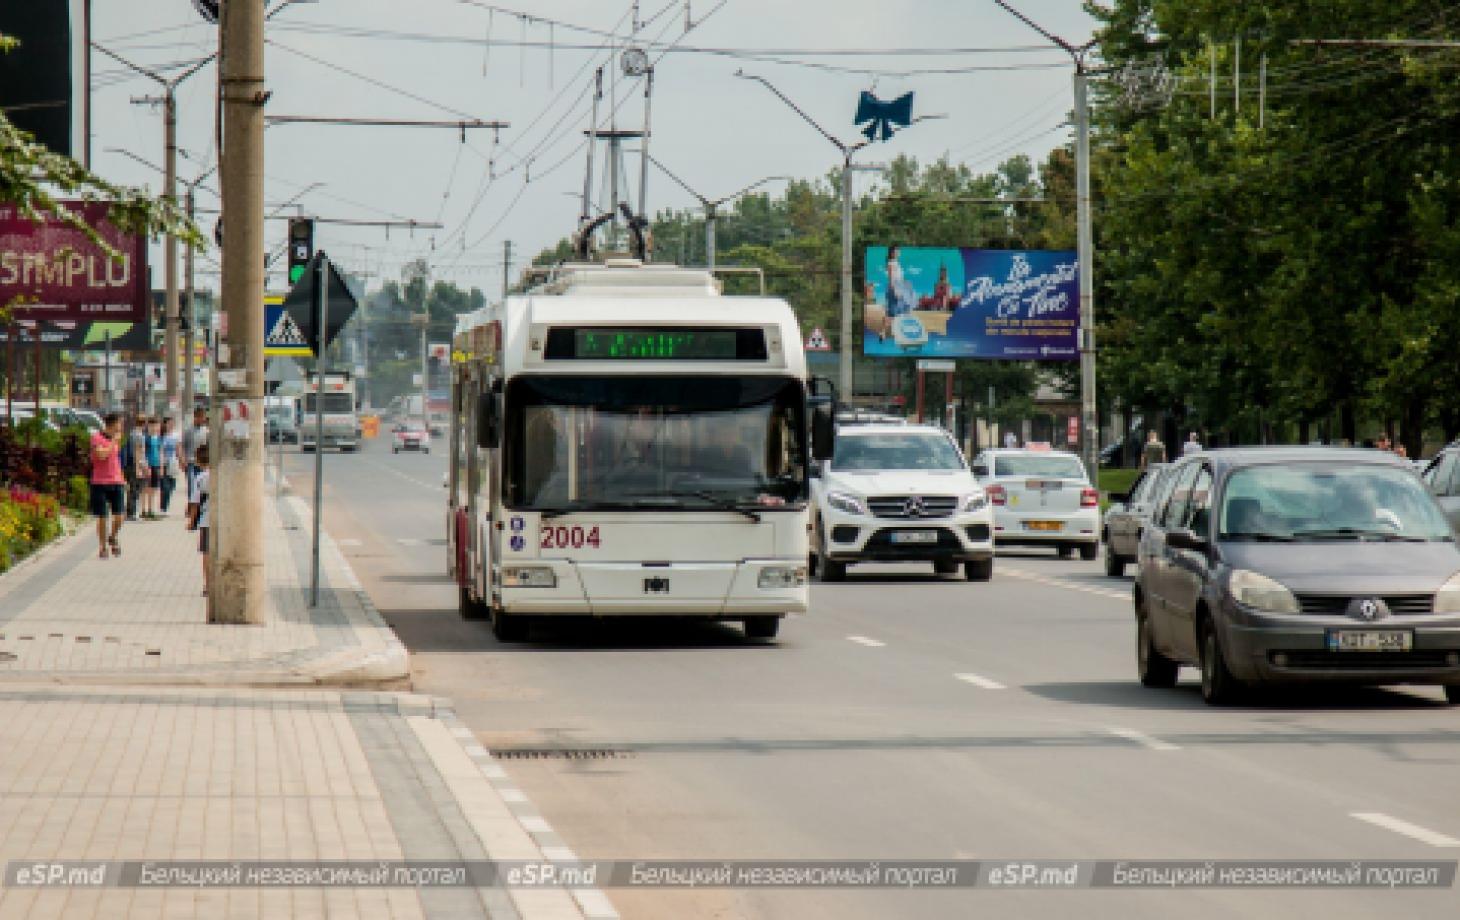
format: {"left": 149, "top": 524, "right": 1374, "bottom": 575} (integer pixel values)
{"left": 1351, "top": 813, "right": 1460, "bottom": 848}
{"left": 846, "top": 635, "right": 886, "bottom": 647}
{"left": 953, "top": 672, "right": 1006, "bottom": 690}
{"left": 1107, "top": 726, "right": 1181, "bottom": 752}
{"left": 1000, "top": 566, "right": 1131, "bottom": 601}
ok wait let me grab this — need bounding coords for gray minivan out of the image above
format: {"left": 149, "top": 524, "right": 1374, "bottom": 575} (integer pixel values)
{"left": 1135, "top": 448, "right": 1460, "bottom": 705}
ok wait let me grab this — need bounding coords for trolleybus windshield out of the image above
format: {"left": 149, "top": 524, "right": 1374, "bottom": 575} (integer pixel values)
{"left": 505, "top": 375, "right": 807, "bottom": 512}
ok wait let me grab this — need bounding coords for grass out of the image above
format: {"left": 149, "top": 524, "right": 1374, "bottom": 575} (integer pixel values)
{"left": 1098, "top": 468, "right": 1142, "bottom": 497}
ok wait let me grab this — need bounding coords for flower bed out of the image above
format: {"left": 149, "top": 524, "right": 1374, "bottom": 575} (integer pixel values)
{"left": 0, "top": 484, "right": 63, "bottom": 573}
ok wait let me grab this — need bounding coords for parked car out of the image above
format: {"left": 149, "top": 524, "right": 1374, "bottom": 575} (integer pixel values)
{"left": 1135, "top": 447, "right": 1460, "bottom": 705}
{"left": 1102, "top": 463, "right": 1169, "bottom": 576}
{"left": 810, "top": 424, "right": 994, "bottom": 581}
{"left": 393, "top": 422, "right": 430, "bottom": 454}
{"left": 972, "top": 448, "right": 1101, "bottom": 559}
{"left": 1420, "top": 447, "right": 1460, "bottom": 534}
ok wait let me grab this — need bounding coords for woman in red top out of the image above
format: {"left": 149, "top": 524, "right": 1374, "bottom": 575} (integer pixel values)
{"left": 89, "top": 412, "right": 127, "bottom": 558}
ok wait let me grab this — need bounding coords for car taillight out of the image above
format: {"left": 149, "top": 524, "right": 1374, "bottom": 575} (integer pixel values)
{"left": 1081, "top": 488, "right": 1099, "bottom": 507}
{"left": 987, "top": 485, "right": 1006, "bottom": 506}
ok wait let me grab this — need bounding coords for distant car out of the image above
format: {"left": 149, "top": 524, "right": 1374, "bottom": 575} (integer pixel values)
{"left": 393, "top": 422, "right": 430, "bottom": 453}
{"left": 972, "top": 448, "right": 1101, "bottom": 559}
{"left": 1102, "top": 463, "right": 1170, "bottom": 576}
{"left": 1135, "top": 447, "right": 1460, "bottom": 705}
{"left": 810, "top": 424, "right": 994, "bottom": 581}
{"left": 835, "top": 410, "right": 907, "bottom": 427}
{"left": 1422, "top": 447, "right": 1460, "bottom": 534}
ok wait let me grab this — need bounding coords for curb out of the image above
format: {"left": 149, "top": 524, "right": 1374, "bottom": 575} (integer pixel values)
{"left": 432, "top": 700, "right": 620, "bottom": 920}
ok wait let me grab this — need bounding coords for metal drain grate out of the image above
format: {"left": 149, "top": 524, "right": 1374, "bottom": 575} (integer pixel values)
{"left": 489, "top": 748, "right": 633, "bottom": 761}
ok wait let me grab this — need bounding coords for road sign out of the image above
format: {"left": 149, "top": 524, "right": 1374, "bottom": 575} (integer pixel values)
{"left": 806, "top": 327, "right": 831, "bottom": 351}
{"left": 1067, "top": 415, "right": 1079, "bottom": 444}
{"left": 917, "top": 359, "right": 956, "bottom": 373}
{"left": 280, "top": 252, "right": 359, "bottom": 353}
{"left": 264, "top": 296, "right": 312, "bottom": 357}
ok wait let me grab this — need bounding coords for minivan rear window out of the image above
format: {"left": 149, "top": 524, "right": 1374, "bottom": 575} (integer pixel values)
{"left": 994, "top": 455, "right": 1086, "bottom": 480}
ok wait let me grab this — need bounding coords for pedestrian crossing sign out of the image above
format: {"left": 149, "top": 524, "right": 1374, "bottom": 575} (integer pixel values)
{"left": 806, "top": 327, "right": 831, "bottom": 351}
{"left": 264, "top": 295, "right": 313, "bottom": 356}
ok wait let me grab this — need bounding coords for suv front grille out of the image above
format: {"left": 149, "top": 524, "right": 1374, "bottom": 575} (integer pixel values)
{"left": 1294, "top": 594, "right": 1436, "bottom": 616}
{"left": 866, "top": 495, "right": 959, "bottom": 519}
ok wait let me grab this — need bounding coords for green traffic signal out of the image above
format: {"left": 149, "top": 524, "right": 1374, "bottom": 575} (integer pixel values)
{"left": 289, "top": 265, "right": 305, "bottom": 284}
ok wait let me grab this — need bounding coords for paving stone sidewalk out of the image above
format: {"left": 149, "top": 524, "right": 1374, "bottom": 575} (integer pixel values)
{"left": 0, "top": 488, "right": 407, "bottom": 687}
{"left": 0, "top": 686, "right": 617, "bottom": 920}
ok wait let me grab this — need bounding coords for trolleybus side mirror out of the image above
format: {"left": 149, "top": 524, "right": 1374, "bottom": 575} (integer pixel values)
{"left": 476, "top": 393, "right": 499, "bottom": 448}
{"left": 811, "top": 402, "right": 836, "bottom": 461}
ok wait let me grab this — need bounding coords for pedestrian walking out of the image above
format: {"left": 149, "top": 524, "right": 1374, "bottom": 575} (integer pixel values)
{"left": 182, "top": 407, "right": 207, "bottom": 521}
{"left": 1181, "top": 431, "right": 1203, "bottom": 457}
{"left": 1003, "top": 429, "right": 1019, "bottom": 449}
{"left": 89, "top": 412, "right": 127, "bottom": 558}
{"left": 1140, "top": 430, "right": 1167, "bottom": 469}
{"left": 139, "top": 417, "right": 162, "bottom": 519}
{"left": 188, "top": 445, "right": 211, "bottom": 596}
{"left": 120, "top": 416, "right": 144, "bottom": 520}
{"left": 159, "top": 418, "right": 180, "bottom": 515}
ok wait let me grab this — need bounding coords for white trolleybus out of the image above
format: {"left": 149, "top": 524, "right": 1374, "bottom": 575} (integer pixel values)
{"left": 446, "top": 257, "right": 834, "bottom": 642}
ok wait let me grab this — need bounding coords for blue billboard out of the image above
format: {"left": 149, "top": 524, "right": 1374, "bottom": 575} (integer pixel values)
{"left": 863, "top": 246, "right": 1079, "bottom": 360}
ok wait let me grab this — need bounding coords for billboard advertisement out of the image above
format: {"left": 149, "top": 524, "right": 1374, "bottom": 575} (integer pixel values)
{"left": 0, "top": 1, "right": 88, "bottom": 159}
{"left": 1, "top": 201, "right": 149, "bottom": 324}
{"left": 863, "top": 246, "right": 1079, "bottom": 361}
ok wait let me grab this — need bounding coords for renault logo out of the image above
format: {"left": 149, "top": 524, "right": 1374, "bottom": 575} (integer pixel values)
{"left": 1357, "top": 598, "right": 1381, "bottom": 621}
{"left": 903, "top": 497, "right": 926, "bottom": 518}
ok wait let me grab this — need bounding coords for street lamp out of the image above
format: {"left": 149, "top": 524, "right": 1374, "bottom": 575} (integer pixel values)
{"left": 91, "top": 43, "right": 215, "bottom": 427}
{"left": 646, "top": 156, "right": 789, "bottom": 272}
{"left": 735, "top": 70, "right": 927, "bottom": 402}
{"left": 992, "top": 0, "right": 1100, "bottom": 479}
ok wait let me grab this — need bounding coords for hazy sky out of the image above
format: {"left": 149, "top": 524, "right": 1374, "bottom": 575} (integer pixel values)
{"left": 89, "top": 1, "right": 1097, "bottom": 300}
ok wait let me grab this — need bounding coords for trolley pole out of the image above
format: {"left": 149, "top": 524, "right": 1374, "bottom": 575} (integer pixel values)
{"left": 310, "top": 253, "right": 329, "bottom": 607}
{"left": 211, "top": 0, "right": 266, "bottom": 624}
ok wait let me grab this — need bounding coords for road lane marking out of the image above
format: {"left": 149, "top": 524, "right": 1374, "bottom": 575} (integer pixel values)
{"left": 1000, "top": 567, "right": 1130, "bottom": 601}
{"left": 1351, "top": 813, "right": 1460, "bottom": 847}
{"left": 1107, "top": 726, "right": 1180, "bottom": 752}
{"left": 954, "top": 672, "right": 1006, "bottom": 690}
{"left": 846, "top": 635, "right": 885, "bottom": 647}
{"left": 336, "top": 538, "right": 362, "bottom": 547}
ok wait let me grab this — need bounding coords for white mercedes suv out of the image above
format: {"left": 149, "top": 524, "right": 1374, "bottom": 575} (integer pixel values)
{"left": 810, "top": 425, "right": 995, "bottom": 582}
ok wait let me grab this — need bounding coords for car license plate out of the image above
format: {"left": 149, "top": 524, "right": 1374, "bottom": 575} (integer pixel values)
{"left": 1025, "top": 479, "right": 1063, "bottom": 491}
{"left": 1024, "top": 520, "right": 1063, "bottom": 532}
{"left": 891, "top": 530, "right": 938, "bottom": 544}
{"left": 1325, "top": 630, "right": 1413, "bottom": 652}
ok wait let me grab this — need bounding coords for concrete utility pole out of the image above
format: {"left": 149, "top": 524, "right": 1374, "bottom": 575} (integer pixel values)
{"left": 647, "top": 155, "right": 789, "bottom": 273}
{"left": 993, "top": 1, "right": 1101, "bottom": 479}
{"left": 502, "top": 240, "right": 513, "bottom": 297}
{"left": 212, "top": 0, "right": 267, "bottom": 624}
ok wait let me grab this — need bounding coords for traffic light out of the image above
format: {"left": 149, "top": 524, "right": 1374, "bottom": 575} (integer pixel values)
{"left": 287, "top": 218, "right": 314, "bottom": 286}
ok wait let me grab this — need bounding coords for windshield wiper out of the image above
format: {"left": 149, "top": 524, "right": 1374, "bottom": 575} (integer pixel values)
{"left": 1292, "top": 528, "right": 1427, "bottom": 542}
{"left": 624, "top": 491, "right": 762, "bottom": 522}
{"left": 1222, "top": 531, "right": 1296, "bottom": 542}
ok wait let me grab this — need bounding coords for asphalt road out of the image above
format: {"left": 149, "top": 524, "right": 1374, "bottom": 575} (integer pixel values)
{"left": 286, "top": 438, "right": 1460, "bottom": 920}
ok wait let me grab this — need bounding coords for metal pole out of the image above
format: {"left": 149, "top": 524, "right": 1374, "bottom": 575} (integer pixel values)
{"left": 1074, "top": 69, "right": 1098, "bottom": 479}
{"left": 581, "top": 68, "right": 602, "bottom": 226}
{"left": 705, "top": 205, "right": 716, "bottom": 272}
{"left": 609, "top": 135, "right": 620, "bottom": 250}
{"left": 1234, "top": 34, "right": 1241, "bottom": 113}
{"left": 638, "top": 68, "right": 654, "bottom": 232}
{"left": 1259, "top": 53, "right": 1267, "bottom": 128}
{"left": 212, "top": 0, "right": 266, "bottom": 624}
{"left": 1210, "top": 40, "right": 1216, "bottom": 119}
{"left": 839, "top": 152, "right": 854, "bottom": 401}
{"left": 182, "top": 186, "right": 196, "bottom": 421}
{"left": 163, "top": 88, "right": 179, "bottom": 430}
{"left": 310, "top": 253, "right": 329, "bottom": 607}
{"left": 419, "top": 316, "right": 428, "bottom": 425}
{"left": 502, "top": 239, "right": 512, "bottom": 297}
{"left": 104, "top": 331, "right": 112, "bottom": 412}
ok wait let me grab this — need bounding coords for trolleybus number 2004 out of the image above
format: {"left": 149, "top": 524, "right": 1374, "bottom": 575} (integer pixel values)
{"left": 541, "top": 525, "right": 603, "bottom": 550}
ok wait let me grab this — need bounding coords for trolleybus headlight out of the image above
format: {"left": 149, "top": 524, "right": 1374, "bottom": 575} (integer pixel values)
{"left": 501, "top": 566, "right": 557, "bottom": 588}
{"left": 758, "top": 565, "right": 807, "bottom": 589}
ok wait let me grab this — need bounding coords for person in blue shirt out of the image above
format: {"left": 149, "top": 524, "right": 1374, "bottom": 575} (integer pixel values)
{"left": 159, "top": 418, "right": 181, "bottom": 515}
{"left": 141, "top": 417, "right": 162, "bottom": 519}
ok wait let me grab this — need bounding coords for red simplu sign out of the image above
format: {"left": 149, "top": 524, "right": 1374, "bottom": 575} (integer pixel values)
{"left": 0, "top": 201, "right": 149, "bottom": 323}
